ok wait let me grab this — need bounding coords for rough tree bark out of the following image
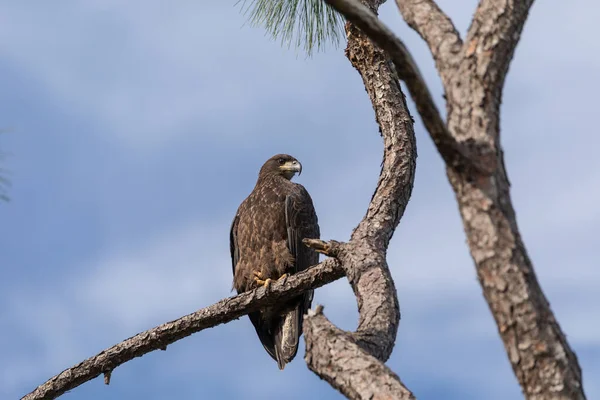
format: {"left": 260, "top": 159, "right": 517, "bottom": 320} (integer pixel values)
{"left": 302, "top": 1, "right": 418, "bottom": 393}
{"left": 298, "top": 0, "right": 421, "bottom": 396}
{"left": 325, "top": 0, "right": 586, "bottom": 398}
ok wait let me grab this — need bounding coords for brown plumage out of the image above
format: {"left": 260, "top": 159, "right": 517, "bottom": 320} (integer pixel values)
{"left": 230, "top": 154, "right": 320, "bottom": 369}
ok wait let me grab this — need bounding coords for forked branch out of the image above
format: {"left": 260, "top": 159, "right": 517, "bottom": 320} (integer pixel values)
{"left": 463, "top": 0, "right": 536, "bottom": 92}
{"left": 330, "top": 0, "right": 585, "bottom": 398}
{"left": 323, "top": 0, "right": 493, "bottom": 175}
{"left": 395, "top": 0, "right": 462, "bottom": 81}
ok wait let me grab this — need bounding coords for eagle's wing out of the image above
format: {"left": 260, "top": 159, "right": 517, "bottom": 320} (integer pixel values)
{"left": 273, "top": 187, "right": 319, "bottom": 367}
{"left": 285, "top": 187, "right": 319, "bottom": 297}
{"left": 230, "top": 211, "right": 278, "bottom": 361}
{"left": 229, "top": 214, "right": 239, "bottom": 276}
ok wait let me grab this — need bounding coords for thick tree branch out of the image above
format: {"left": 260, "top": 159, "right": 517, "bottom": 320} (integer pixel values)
{"left": 440, "top": 2, "right": 586, "bottom": 398}
{"left": 21, "top": 259, "right": 343, "bottom": 400}
{"left": 300, "top": 0, "right": 418, "bottom": 397}
{"left": 447, "top": 0, "right": 537, "bottom": 151}
{"left": 463, "top": 0, "right": 535, "bottom": 95}
{"left": 324, "top": 0, "right": 494, "bottom": 175}
{"left": 325, "top": 0, "right": 586, "bottom": 398}
{"left": 304, "top": 307, "right": 415, "bottom": 400}
{"left": 447, "top": 164, "right": 587, "bottom": 399}
{"left": 395, "top": 0, "right": 462, "bottom": 82}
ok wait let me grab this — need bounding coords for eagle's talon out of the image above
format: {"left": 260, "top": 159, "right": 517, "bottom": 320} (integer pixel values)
{"left": 254, "top": 276, "right": 272, "bottom": 290}
{"left": 278, "top": 273, "right": 288, "bottom": 282}
{"left": 264, "top": 278, "right": 273, "bottom": 290}
{"left": 253, "top": 270, "right": 265, "bottom": 279}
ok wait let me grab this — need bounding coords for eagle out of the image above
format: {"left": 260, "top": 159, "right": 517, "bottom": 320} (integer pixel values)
{"left": 230, "top": 154, "right": 320, "bottom": 370}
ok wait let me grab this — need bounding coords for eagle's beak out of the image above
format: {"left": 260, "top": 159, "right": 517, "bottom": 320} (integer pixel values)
{"left": 281, "top": 160, "right": 302, "bottom": 176}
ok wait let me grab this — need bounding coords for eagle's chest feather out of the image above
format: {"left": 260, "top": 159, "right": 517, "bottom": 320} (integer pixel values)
{"left": 233, "top": 182, "right": 296, "bottom": 291}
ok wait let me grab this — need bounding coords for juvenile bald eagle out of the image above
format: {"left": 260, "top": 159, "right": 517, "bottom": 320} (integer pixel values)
{"left": 230, "top": 154, "right": 320, "bottom": 369}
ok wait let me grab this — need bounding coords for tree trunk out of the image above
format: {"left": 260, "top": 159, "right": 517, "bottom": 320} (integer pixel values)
{"left": 444, "top": 77, "right": 585, "bottom": 400}
{"left": 326, "top": 0, "right": 587, "bottom": 397}
{"left": 441, "top": 1, "right": 585, "bottom": 396}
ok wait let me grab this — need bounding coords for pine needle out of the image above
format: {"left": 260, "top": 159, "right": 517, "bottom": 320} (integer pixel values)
{"left": 238, "top": 0, "right": 345, "bottom": 55}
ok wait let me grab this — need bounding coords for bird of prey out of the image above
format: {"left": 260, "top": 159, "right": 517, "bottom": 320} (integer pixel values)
{"left": 230, "top": 154, "right": 320, "bottom": 370}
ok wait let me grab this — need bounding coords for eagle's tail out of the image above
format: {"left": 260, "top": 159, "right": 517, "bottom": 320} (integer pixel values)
{"left": 273, "top": 305, "right": 302, "bottom": 370}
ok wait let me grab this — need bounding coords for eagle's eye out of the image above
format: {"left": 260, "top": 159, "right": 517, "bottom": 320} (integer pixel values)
{"left": 277, "top": 158, "right": 285, "bottom": 165}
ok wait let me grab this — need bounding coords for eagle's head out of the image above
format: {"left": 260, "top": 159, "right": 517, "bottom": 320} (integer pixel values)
{"left": 259, "top": 154, "right": 302, "bottom": 180}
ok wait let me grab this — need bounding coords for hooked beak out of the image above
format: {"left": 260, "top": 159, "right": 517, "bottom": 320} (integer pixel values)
{"left": 281, "top": 160, "right": 302, "bottom": 176}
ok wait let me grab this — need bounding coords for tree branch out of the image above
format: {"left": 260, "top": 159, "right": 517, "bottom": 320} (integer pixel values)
{"left": 299, "top": 0, "right": 418, "bottom": 397}
{"left": 439, "top": 1, "right": 586, "bottom": 397}
{"left": 325, "top": 0, "right": 586, "bottom": 398}
{"left": 21, "top": 259, "right": 344, "bottom": 400}
{"left": 445, "top": 152, "right": 587, "bottom": 400}
{"left": 324, "top": 0, "right": 493, "bottom": 173}
{"left": 304, "top": 307, "right": 415, "bottom": 400}
{"left": 395, "top": 0, "right": 462, "bottom": 82}
{"left": 446, "top": 0, "right": 537, "bottom": 157}
{"left": 463, "top": 0, "right": 536, "bottom": 94}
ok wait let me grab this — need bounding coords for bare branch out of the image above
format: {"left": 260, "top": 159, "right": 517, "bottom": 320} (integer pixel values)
{"left": 301, "top": 0, "right": 418, "bottom": 395}
{"left": 304, "top": 308, "right": 415, "bottom": 400}
{"left": 426, "top": 2, "right": 586, "bottom": 397}
{"left": 328, "top": 0, "right": 585, "bottom": 398}
{"left": 342, "top": 6, "right": 417, "bottom": 363}
{"left": 463, "top": 0, "right": 536, "bottom": 93}
{"left": 21, "top": 259, "right": 343, "bottom": 400}
{"left": 446, "top": 160, "right": 587, "bottom": 400}
{"left": 324, "top": 0, "right": 493, "bottom": 174}
{"left": 395, "top": 0, "right": 462, "bottom": 81}
{"left": 446, "top": 0, "right": 538, "bottom": 154}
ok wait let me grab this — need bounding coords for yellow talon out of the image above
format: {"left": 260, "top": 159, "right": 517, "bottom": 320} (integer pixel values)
{"left": 255, "top": 277, "right": 272, "bottom": 288}
{"left": 252, "top": 270, "right": 271, "bottom": 287}
{"left": 252, "top": 271, "right": 288, "bottom": 288}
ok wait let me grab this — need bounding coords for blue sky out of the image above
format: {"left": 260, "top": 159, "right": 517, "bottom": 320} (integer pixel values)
{"left": 0, "top": 1, "right": 598, "bottom": 399}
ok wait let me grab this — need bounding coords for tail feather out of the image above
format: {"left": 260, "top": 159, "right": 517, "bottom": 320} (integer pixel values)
{"left": 248, "top": 311, "right": 278, "bottom": 361}
{"left": 273, "top": 306, "right": 302, "bottom": 370}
